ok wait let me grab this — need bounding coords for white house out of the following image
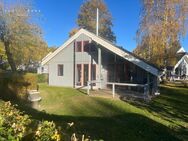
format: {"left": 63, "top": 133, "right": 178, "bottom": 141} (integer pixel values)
{"left": 172, "top": 53, "right": 188, "bottom": 80}
{"left": 41, "top": 28, "right": 159, "bottom": 96}
{"left": 37, "top": 52, "right": 52, "bottom": 74}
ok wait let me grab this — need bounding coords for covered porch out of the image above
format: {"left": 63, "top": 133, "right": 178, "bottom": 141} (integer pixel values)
{"left": 87, "top": 43, "right": 159, "bottom": 100}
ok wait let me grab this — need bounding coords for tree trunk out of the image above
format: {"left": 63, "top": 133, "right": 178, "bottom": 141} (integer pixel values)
{"left": 4, "top": 42, "right": 17, "bottom": 71}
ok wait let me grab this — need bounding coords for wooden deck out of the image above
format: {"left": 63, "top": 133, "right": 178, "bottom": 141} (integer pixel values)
{"left": 89, "top": 89, "right": 151, "bottom": 101}
{"left": 89, "top": 89, "right": 120, "bottom": 99}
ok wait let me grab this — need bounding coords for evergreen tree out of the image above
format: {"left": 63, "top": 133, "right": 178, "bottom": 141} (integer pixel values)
{"left": 77, "top": 0, "right": 116, "bottom": 42}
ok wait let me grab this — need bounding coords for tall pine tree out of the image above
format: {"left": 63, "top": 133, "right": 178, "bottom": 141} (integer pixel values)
{"left": 76, "top": 0, "right": 116, "bottom": 42}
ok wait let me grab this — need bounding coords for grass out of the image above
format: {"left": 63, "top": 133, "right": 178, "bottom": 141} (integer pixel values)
{"left": 2, "top": 84, "right": 188, "bottom": 141}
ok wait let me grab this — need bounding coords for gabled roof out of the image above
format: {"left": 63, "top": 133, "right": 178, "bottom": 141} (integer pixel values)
{"left": 42, "top": 52, "right": 53, "bottom": 62}
{"left": 184, "top": 56, "right": 188, "bottom": 64}
{"left": 174, "top": 54, "right": 188, "bottom": 70}
{"left": 42, "top": 28, "right": 159, "bottom": 76}
{"left": 177, "top": 47, "right": 186, "bottom": 54}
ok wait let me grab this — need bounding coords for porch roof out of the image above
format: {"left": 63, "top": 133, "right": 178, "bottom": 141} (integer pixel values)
{"left": 42, "top": 28, "right": 159, "bottom": 76}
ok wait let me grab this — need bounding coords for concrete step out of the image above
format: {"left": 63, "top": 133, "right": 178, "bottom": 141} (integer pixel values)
{"left": 28, "top": 94, "right": 41, "bottom": 102}
{"left": 27, "top": 90, "right": 40, "bottom": 95}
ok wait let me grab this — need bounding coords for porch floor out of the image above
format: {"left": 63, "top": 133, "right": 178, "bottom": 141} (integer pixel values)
{"left": 89, "top": 89, "right": 150, "bottom": 100}
{"left": 89, "top": 89, "right": 120, "bottom": 99}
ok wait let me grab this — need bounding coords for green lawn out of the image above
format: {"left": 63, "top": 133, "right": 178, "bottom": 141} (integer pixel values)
{"left": 10, "top": 84, "right": 188, "bottom": 141}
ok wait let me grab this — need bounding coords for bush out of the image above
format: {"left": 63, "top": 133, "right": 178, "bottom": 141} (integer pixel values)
{"left": 0, "top": 72, "right": 37, "bottom": 100}
{"left": 0, "top": 101, "right": 31, "bottom": 141}
{"left": 0, "top": 101, "right": 92, "bottom": 141}
{"left": 37, "top": 74, "right": 48, "bottom": 83}
{"left": 34, "top": 121, "right": 61, "bottom": 141}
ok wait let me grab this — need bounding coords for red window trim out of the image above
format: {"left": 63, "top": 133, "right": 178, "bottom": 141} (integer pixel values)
{"left": 76, "top": 41, "right": 82, "bottom": 52}
{"left": 83, "top": 41, "right": 89, "bottom": 52}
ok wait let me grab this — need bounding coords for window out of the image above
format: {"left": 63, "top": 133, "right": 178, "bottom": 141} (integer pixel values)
{"left": 76, "top": 64, "right": 82, "bottom": 86}
{"left": 91, "top": 64, "right": 96, "bottom": 80}
{"left": 84, "top": 64, "right": 89, "bottom": 86}
{"left": 41, "top": 67, "right": 44, "bottom": 73}
{"left": 58, "top": 64, "right": 64, "bottom": 76}
{"left": 91, "top": 64, "right": 96, "bottom": 86}
{"left": 76, "top": 41, "right": 82, "bottom": 52}
{"left": 83, "top": 41, "right": 89, "bottom": 52}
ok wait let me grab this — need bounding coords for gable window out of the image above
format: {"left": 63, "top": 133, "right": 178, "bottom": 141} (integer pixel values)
{"left": 76, "top": 41, "right": 82, "bottom": 52}
{"left": 58, "top": 64, "right": 64, "bottom": 76}
{"left": 83, "top": 41, "right": 89, "bottom": 52}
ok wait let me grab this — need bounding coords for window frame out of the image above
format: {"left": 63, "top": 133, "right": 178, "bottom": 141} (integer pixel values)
{"left": 57, "top": 64, "right": 64, "bottom": 76}
{"left": 76, "top": 41, "right": 82, "bottom": 52}
{"left": 76, "top": 64, "right": 82, "bottom": 86}
{"left": 83, "top": 40, "right": 89, "bottom": 52}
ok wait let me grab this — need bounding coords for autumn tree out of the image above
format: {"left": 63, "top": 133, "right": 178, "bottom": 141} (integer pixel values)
{"left": 0, "top": 1, "right": 48, "bottom": 71}
{"left": 134, "top": 0, "right": 188, "bottom": 67}
{"left": 76, "top": 0, "right": 116, "bottom": 42}
{"left": 0, "top": 41, "right": 6, "bottom": 61}
{"left": 69, "top": 28, "right": 79, "bottom": 37}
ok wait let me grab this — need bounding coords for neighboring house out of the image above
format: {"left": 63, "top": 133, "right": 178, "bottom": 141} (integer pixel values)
{"left": 37, "top": 64, "right": 49, "bottom": 74}
{"left": 163, "top": 47, "right": 188, "bottom": 81}
{"left": 42, "top": 29, "right": 159, "bottom": 95}
{"left": 37, "top": 52, "right": 52, "bottom": 74}
{"left": 172, "top": 54, "right": 188, "bottom": 80}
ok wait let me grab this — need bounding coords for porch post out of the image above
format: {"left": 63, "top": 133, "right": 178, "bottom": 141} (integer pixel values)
{"left": 98, "top": 46, "right": 102, "bottom": 89}
{"left": 147, "top": 72, "right": 150, "bottom": 95}
{"left": 112, "top": 83, "right": 115, "bottom": 98}
{"left": 87, "top": 81, "right": 90, "bottom": 95}
{"left": 88, "top": 40, "right": 92, "bottom": 82}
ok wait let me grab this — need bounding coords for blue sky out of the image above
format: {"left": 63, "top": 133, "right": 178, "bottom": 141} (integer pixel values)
{"left": 34, "top": 0, "right": 188, "bottom": 52}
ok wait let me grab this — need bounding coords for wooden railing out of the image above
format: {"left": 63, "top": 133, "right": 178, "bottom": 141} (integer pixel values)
{"left": 107, "top": 82, "right": 149, "bottom": 98}
{"left": 87, "top": 81, "right": 151, "bottom": 99}
{"left": 87, "top": 80, "right": 101, "bottom": 95}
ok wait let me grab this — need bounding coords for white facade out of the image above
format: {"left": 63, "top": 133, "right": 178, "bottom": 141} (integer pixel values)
{"left": 37, "top": 65, "right": 49, "bottom": 74}
{"left": 173, "top": 54, "right": 188, "bottom": 80}
{"left": 41, "top": 29, "right": 159, "bottom": 89}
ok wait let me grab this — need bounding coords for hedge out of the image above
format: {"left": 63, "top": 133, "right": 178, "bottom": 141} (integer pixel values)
{"left": 0, "top": 72, "right": 37, "bottom": 100}
{"left": 37, "top": 74, "right": 48, "bottom": 83}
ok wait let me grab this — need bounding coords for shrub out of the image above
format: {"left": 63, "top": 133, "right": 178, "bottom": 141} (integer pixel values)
{"left": 23, "top": 73, "right": 37, "bottom": 90}
{"left": 0, "top": 72, "right": 37, "bottom": 100}
{"left": 37, "top": 74, "right": 48, "bottom": 83}
{"left": 0, "top": 101, "right": 31, "bottom": 141}
{"left": 34, "top": 121, "right": 61, "bottom": 141}
{"left": 0, "top": 101, "right": 92, "bottom": 141}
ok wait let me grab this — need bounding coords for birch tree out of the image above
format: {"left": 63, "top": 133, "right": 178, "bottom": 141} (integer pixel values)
{"left": 0, "top": 1, "right": 48, "bottom": 71}
{"left": 135, "top": 0, "right": 188, "bottom": 67}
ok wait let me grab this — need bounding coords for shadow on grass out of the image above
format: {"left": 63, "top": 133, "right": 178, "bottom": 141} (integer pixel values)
{"left": 11, "top": 98, "right": 181, "bottom": 141}
{"left": 76, "top": 88, "right": 87, "bottom": 95}
{"left": 123, "top": 85, "right": 188, "bottom": 140}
